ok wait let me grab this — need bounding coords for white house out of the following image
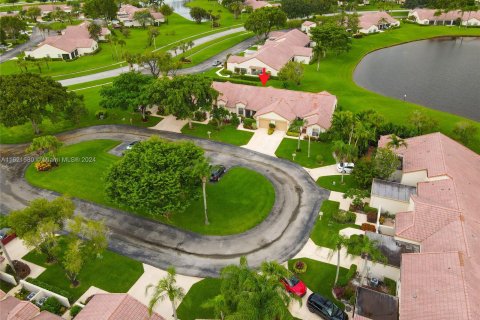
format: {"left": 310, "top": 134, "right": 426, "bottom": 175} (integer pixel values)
{"left": 408, "top": 8, "right": 480, "bottom": 26}
{"left": 212, "top": 81, "right": 337, "bottom": 134}
{"left": 25, "top": 23, "right": 101, "bottom": 60}
{"left": 358, "top": 12, "right": 400, "bottom": 34}
{"left": 117, "top": 4, "right": 164, "bottom": 27}
{"left": 301, "top": 21, "right": 317, "bottom": 36}
{"left": 226, "top": 29, "right": 313, "bottom": 77}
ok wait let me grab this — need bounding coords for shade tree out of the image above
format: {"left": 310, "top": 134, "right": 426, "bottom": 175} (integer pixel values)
{"left": 244, "top": 7, "right": 287, "bottom": 40}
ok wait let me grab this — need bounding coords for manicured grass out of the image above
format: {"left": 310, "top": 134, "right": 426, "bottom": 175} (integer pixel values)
{"left": 185, "top": 0, "right": 248, "bottom": 28}
{"left": 177, "top": 278, "right": 221, "bottom": 320}
{"left": 0, "top": 83, "right": 162, "bottom": 144}
{"left": 181, "top": 123, "right": 253, "bottom": 146}
{"left": 316, "top": 175, "right": 361, "bottom": 193}
{"left": 310, "top": 200, "right": 360, "bottom": 249}
{"left": 0, "top": 280, "right": 15, "bottom": 293}
{"left": 288, "top": 258, "right": 348, "bottom": 306}
{"left": 25, "top": 141, "right": 275, "bottom": 235}
{"left": 179, "top": 31, "right": 254, "bottom": 67}
{"left": 22, "top": 237, "right": 144, "bottom": 301}
{"left": 275, "top": 138, "right": 335, "bottom": 168}
{"left": 211, "top": 24, "right": 480, "bottom": 153}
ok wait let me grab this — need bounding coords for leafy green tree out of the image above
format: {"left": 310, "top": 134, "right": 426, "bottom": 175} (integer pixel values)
{"left": 281, "top": 0, "right": 312, "bottom": 18}
{"left": 310, "top": 23, "right": 352, "bottom": 56}
{"left": 133, "top": 9, "right": 153, "bottom": 29}
{"left": 453, "top": 121, "right": 478, "bottom": 145}
{"left": 190, "top": 7, "right": 209, "bottom": 23}
{"left": 146, "top": 75, "right": 218, "bottom": 128}
{"left": 0, "top": 16, "right": 27, "bottom": 40}
{"left": 278, "top": 61, "right": 304, "bottom": 87}
{"left": 159, "top": 4, "right": 174, "bottom": 23}
{"left": 137, "top": 51, "right": 175, "bottom": 77}
{"left": 147, "top": 26, "right": 160, "bottom": 48}
{"left": 105, "top": 137, "right": 209, "bottom": 217}
{"left": 346, "top": 12, "right": 360, "bottom": 34}
{"left": 228, "top": 0, "right": 244, "bottom": 19}
{"left": 146, "top": 267, "right": 185, "bottom": 320}
{"left": 343, "top": 188, "right": 369, "bottom": 210}
{"left": 408, "top": 110, "right": 438, "bottom": 135}
{"left": 0, "top": 74, "right": 86, "bottom": 134}
{"left": 313, "top": 42, "right": 326, "bottom": 72}
{"left": 26, "top": 135, "right": 63, "bottom": 163}
{"left": 63, "top": 239, "right": 83, "bottom": 286}
{"left": 352, "top": 158, "right": 376, "bottom": 189}
{"left": 26, "top": 6, "right": 41, "bottom": 22}
{"left": 87, "top": 23, "right": 102, "bottom": 41}
{"left": 83, "top": 0, "right": 118, "bottom": 21}
{"left": 8, "top": 197, "right": 75, "bottom": 262}
{"left": 374, "top": 147, "right": 400, "bottom": 180}
{"left": 333, "top": 140, "right": 358, "bottom": 183}
{"left": 347, "top": 235, "right": 386, "bottom": 285}
{"left": 67, "top": 216, "right": 108, "bottom": 259}
{"left": 210, "top": 106, "right": 231, "bottom": 128}
{"left": 244, "top": 7, "right": 287, "bottom": 40}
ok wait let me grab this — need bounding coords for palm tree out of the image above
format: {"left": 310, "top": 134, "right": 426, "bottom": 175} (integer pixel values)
{"left": 313, "top": 43, "right": 326, "bottom": 71}
{"left": 350, "top": 235, "right": 386, "bottom": 286}
{"left": 202, "top": 295, "right": 227, "bottom": 320}
{"left": 333, "top": 140, "right": 357, "bottom": 183}
{"left": 327, "top": 234, "right": 349, "bottom": 287}
{"left": 386, "top": 134, "right": 407, "bottom": 150}
{"left": 146, "top": 267, "right": 185, "bottom": 320}
{"left": 194, "top": 161, "right": 210, "bottom": 225}
{"left": 118, "top": 39, "right": 126, "bottom": 58}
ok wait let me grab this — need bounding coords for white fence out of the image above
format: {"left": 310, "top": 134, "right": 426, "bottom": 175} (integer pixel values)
{"left": 0, "top": 271, "right": 17, "bottom": 286}
{"left": 20, "top": 280, "right": 71, "bottom": 308}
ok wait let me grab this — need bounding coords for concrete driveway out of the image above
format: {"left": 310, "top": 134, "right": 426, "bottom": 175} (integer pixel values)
{"left": 0, "top": 125, "right": 328, "bottom": 277}
{"left": 243, "top": 128, "right": 285, "bottom": 157}
{"left": 150, "top": 115, "right": 187, "bottom": 133}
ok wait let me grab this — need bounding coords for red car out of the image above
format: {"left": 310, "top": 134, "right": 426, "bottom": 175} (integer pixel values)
{"left": 0, "top": 228, "right": 16, "bottom": 245}
{"left": 281, "top": 276, "right": 307, "bottom": 297}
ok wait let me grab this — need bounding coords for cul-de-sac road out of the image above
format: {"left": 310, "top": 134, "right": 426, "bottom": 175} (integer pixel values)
{"left": 0, "top": 125, "right": 329, "bottom": 277}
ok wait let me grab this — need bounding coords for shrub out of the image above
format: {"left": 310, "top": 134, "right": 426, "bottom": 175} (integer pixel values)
{"left": 316, "top": 154, "right": 324, "bottom": 165}
{"left": 384, "top": 277, "right": 397, "bottom": 296}
{"left": 293, "top": 260, "right": 307, "bottom": 274}
{"left": 15, "top": 288, "right": 29, "bottom": 300}
{"left": 363, "top": 204, "right": 377, "bottom": 214}
{"left": 367, "top": 211, "right": 377, "bottom": 223}
{"left": 286, "top": 19, "right": 303, "bottom": 28}
{"left": 193, "top": 111, "right": 207, "bottom": 122}
{"left": 268, "top": 123, "right": 276, "bottom": 129}
{"left": 338, "top": 264, "right": 357, "bottom": 287}
{"left": 332, "top": 210, "right": 356, "bottom": 224}
{"left": 70, "top": 305, "right": 83, "bottom": 318}
{"left": 95, "top": 110, "right": 107, "bottom": 120}
{"left": 230, "top": 113, "right": 240, "bottom": 127}
{"left": 243, "top": 118, "right": 256, "bottom": 129}
{"left": 26, "top": 278, "right": 73, "bottom": 302}
{"left": 268, "top": 127, "right": 274, "bottom": 135}
{"left": 41, "top": 297, "right": 63, "bottom": 315}
{"left": 286, "top": 131, "right": 300, "bottom": 137}
{"left": 35, "top": 160, "right": 52, "bottom": 172}
{"left": 361, "top": 223, "right": 376, "bottom": 232}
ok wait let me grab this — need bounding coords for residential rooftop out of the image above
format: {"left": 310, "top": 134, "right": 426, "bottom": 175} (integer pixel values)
{"left": 371, "top": 178, "right": 417, "bottom": 202}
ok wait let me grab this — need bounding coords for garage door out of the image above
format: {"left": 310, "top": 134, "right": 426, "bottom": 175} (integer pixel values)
{"left": 259, "top": 119, "right": 288, "bottom": 131}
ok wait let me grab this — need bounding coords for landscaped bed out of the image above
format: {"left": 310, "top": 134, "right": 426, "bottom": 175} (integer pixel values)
{"left": 25, "top": 140, "right": 275, "bottom": 235}
{"left": 22, "top": 237, "right": 144, "bottom": 301}
{"left": 181, "top": 123, "right": 254, "bottom": 146}
{"left": 310, "top": 200, "right": 360, "bottom": 249}
{"left": 275, "top": 138, "right": 335, "bottom": 168}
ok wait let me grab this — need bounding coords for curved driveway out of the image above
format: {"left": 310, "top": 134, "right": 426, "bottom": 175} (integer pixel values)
{"left": 0, "top": 125, "right": 328, "bottom": 277}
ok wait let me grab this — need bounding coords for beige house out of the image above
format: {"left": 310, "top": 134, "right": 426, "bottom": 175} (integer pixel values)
{"left": 358, "top": 12, "right": 400, "bottom": 34}
{"left": 301, "top": 21, "right": 317, "bottom": 36}
{"left": 117, "top": 4, "right": 165, "bottom": 27}
{"left": 226, "top": 29, "right": 313, "bottom": 77}
{"left": 408, "top": 8, "right": 480, "bottom": 26}
{"left": 212, "top": 81, "right": 337, "bottom": 134}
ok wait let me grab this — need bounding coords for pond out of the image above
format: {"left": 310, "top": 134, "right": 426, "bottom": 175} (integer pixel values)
{"left": 353, "top": 37, "right": 480, "bottom": 121}
{"left": 164, "top": 0, "right": 193, "bottom": 20}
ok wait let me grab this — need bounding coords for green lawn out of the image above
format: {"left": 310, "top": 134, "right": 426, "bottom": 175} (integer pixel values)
{"left": 181, "top": 123, "right": 254, "bottom": 146}
{"left": 0, "top": 84, "right": 162, "bottom": 144}
{"left": 316, "top": 175, "right": 361, "bottom": 193}
{"left": 25, "top": 140, "right": 275, "bottom": 235}
{"left": 185, "top": 0, "right": 248, "bottom": 28}
{"left": 288, "top": 258, "right": 348, "bottom": 306}
{"left": 0, "top": 280, "right": 15, "bottom": 293}
{"left": 210, "top": 24, "right": 480, "bottom": 153}
{"left": 22, "top": 237, "right": 144, "bottom": 301}
{"left": 177, "top": 278, "right": 221, "bottom": 320}
{"left": 310, "top": 200, "right": 360, "bottom": 249}
{"left": 275, "top": 138, "right": 335, "bottom": 168}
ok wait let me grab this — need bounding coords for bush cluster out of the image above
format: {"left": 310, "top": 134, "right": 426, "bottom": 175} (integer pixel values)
{"left": 70, "top": 305, "right": 83, "bottom": 318}
{"left": 243, "top": 118, "right": 256, "bottom": 130}
{"left": 40, "top": 297, "right": 64, "bottom": 315}
{"left": 332, "top": 210, "right": 356, "bottom": 224}
{"left": 193, "top": 111, "right": 207, "bottom": 122}
{"left": 293, "top": 260, "right": 307, "bottom": 274}
{"left": 360, "top": 223, "right": 376, "bottom": 232}
{"left": 35, "top": 160, "right": 52, "bottom": 172}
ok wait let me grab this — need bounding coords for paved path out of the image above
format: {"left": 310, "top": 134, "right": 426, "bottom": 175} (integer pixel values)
{"left": 242, "top": 128, "right": 285, "bottom": 157}
{"left": 0, "top": 125, "right": 328, "bottom": 277}
{"left": 59, "top": 27, "right": 248, "bottom": 86}
{"left": 149, "top": 115, "right": 187, "bottom": 133}
{"left": 305, "top": 164, "right": 341, "bottom": 180}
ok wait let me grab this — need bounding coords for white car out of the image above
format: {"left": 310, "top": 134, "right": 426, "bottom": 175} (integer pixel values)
{"left": 337, "top": 162, "right": 354, "bottom": 174}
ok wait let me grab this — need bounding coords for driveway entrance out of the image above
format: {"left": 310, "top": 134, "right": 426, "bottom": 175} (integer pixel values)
{"left": 242, "top": 128, "right": 285, "bottom": 156}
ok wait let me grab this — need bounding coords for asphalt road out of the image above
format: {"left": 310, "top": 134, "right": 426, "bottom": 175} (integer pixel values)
{"left": 0, "top": 27, "right": 45, "bottom": 64}
{"left": 0, "top": 126, "right": 329, "bottom": 277}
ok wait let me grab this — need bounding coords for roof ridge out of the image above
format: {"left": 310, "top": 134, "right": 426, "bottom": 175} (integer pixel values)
{"left": 107, "top": 293, "right": 128, "bottom": 320}
{"left": 458, "top": 251, "right": 473, "bottom": 320}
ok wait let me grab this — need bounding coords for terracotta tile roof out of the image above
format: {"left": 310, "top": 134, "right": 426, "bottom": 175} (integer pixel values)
{"left": 74, "top": 293, "right": 165, "bottom": 320}
{"left": 31, "top": 311, "right": 62, "bottom": 320}
{"left": 379, "top": 133, "right": 480, "bottom": 319}
{"left": 400, "top": 252, "right": 470, "bottom": 320}
{"left": 302, "top": 20, "right": 316, "bottom": 26}
{"left": 0, "top": 296, "right": 40, "bottom": 320}
{"left": 227, "top": 29, "right": 312, "bottom": 71}
{"left": 213, "top": 81, "right": 336, "bottom": 128}
{"left": 22, "top": 4, "right": 71, "bottom": 13}
{"left": 38, "top": 23, "right": 94, "bottom": 53}
{"left": 358, "top": 12, "right": 399, "bottom": 29}
{"left": 0, "top": 290, "right": 6, "bottom": 300}
{"left": 244, "top": 0, "right": 278, "bottom": 10}
{"left": 118, "top": 4, "right": 164, "bottom": 21}
{"left": 409, "top": 8, "right": 480, "bottom": 21}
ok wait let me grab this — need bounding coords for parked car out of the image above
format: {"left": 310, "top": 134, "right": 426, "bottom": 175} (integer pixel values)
{"left": 0, "top": 228, "right": 16, "bottom": 245}
{"left": 210, "top": 165, "right": 226, "bottom": 182}
{"left": 280, "top": 276, "right": 307, "bottom": 297}
{"left": 307, "top": 293, "right": 348, "bottom": 320}
{"left": 336, "top": 162, "right": 354, "bottom": 174}
{"left": 125, "top": 141, "right": 140, "bottom": 150}
{"left": 212, "top": 60, "right": 222, "bottom": 67}
{"left": 26, "top": 292, "right": 37, "bottom": 301}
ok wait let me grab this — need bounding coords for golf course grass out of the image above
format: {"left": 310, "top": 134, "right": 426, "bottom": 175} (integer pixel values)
{"left": 25, "top": 139, "right": 275, "bottom": 235}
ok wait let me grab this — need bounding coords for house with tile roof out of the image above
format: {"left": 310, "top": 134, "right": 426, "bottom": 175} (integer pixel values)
{"left": 22, "top": 4, "right": 72, "bottom": 17}
{"left": 212, "top": 81, "right": 337, "bottom": 133}
{"left": 301, "top": 21, "right": 317, "bottom": 36}
{"left": 243, "top": 0, "right": 280, "bottom": 10}
{"left": 408, "top": 8, "right": 480, "bottom": 26}
{"left": 117, "top": 4, "right": 165, "bottom": 27}
{"left": 74, "top": 293, "right": 165, "bottom": 320}
{"left": 25, "top": 22, "right": 109, "bottom": 60}
{"left": 372, "top": 133, "right": 480, "bottom": 320}
{"left": 226, "top": 29, "right": 313, "bottom": 76}
{"left": 0, "top": 291, "right": 62, "bottom": 320}
{"left": 358, "top": 12, "right": 400, "bottom": 34}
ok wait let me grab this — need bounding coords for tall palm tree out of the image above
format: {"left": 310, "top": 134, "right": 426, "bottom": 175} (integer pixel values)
{"left": 194, "top": 161, "right": 210, "bottom": 225}
{"left": 327, "top": 234, "right": 349, "bottom": 287}
{"left": 333, "top": 140, "right": 357, "bottom": 183}
{"left": 351, "top": 235, "right": 386, "bottom": 286}
{"left": 146, "top": 267, "right": 185, "bottom": 320}
{"left": 386, "top": 134, "right": 407, "bottom": 150}
{"left": 313, "top": 43, "right": 326, "bottom": 72}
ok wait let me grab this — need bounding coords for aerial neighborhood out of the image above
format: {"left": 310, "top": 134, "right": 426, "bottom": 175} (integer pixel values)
{"left": 0, "top": 0, "right": 479, "bottom": 319}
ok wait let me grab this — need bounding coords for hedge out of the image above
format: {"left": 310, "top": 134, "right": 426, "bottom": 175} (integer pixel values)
{"left": 25, "top": 278, "right": 74, "bottom": 302}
